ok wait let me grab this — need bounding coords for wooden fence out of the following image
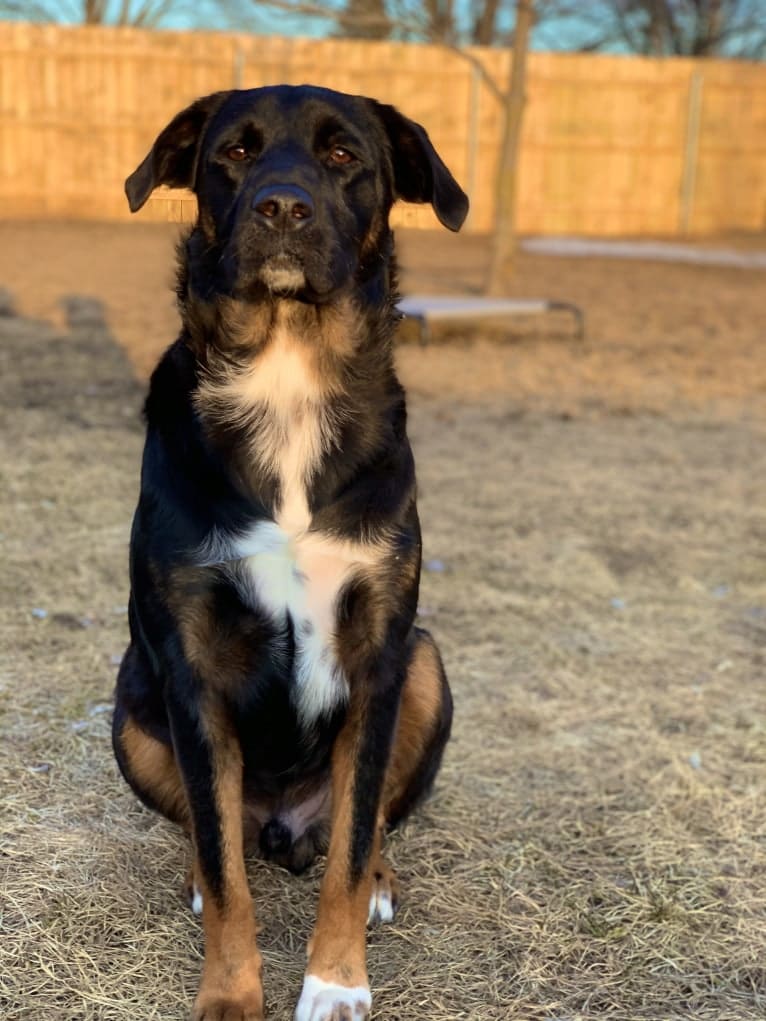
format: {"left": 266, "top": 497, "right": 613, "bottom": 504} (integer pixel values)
{"left": 1, "top": 22, "right": 765, "bottom": 235}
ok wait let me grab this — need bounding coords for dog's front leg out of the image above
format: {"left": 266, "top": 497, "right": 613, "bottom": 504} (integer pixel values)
{"left": 167, "top": 690, "right": 264, "bottom": 1021}
{"left": 295, "top": 678, "right": 400, "bottom": 1021}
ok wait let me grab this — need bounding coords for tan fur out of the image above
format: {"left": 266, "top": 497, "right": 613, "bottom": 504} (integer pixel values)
{"left": 192, "top": 294, "right": 363, "bottom": 383}
{"left": 165, "top": 565, "right": 264, "bottom": 690}
{"left": 118, "top": 716, "right": 188, "bottom": 826}
{"left": 193, "top": 905, "right": 263, "bottom": 1021}
{"left": 193, "top": 712, "right": 264, "bottom": 1021}
{"left": 308, "top": 713, "right": 373, "bottom": 990}
{"left": 383, "top": 633, "right": 444, "bottom": 819}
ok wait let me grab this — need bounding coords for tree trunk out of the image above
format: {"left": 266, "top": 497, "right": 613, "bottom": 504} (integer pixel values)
{"left": 485, "top": 0, "right": 534, "bottom": 296}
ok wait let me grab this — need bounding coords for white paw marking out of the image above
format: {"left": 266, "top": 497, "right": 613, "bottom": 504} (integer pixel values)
{"left": 367, "top": 888, "right": 394, "bottom": 925}
{"left": 191, "top": 885, "right": 203, "bottom": 916}
{"left": 294, "top": 974, "right": 371, "bottom": 1021}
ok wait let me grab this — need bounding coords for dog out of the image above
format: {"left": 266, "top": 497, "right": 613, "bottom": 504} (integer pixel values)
{"left": 112, "top": 84, "right": 468, "bottom": 1021}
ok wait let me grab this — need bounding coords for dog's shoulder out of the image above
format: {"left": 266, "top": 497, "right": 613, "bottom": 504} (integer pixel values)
{"left": 136, "top": 336, "right": 262, "bottom": 556}
{"left": 144, "top": 336, "right": 198, "bottom": 428}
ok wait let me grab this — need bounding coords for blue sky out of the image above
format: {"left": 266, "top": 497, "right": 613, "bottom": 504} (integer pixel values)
{"left": 14, "top": 1, "right": 601, "bottom": 52}
{"left": 13, "top": 1, "right": 766, "bottom": 58}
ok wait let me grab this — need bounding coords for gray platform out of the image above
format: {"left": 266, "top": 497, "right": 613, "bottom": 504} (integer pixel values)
{"left": 397, "top": 295, "right": 584, "bottom": 343}
{"left": 522, "top": 236, "right": 766, "bottom": 270}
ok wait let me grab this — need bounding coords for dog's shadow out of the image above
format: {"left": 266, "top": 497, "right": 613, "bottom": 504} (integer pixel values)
{"left": 0, "top": 290, "right": 143, "bottom": 430}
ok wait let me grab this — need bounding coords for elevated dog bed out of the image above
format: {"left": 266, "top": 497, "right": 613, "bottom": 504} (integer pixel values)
{"left": 397, "top": 295, "right": 584, "bottom": 344}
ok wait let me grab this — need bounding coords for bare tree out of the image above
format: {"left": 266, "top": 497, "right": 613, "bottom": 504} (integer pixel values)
{"left": 335, "top": 0, "right": 392, "bottom": 39}
{"left": 539, "top": 1, "right": 766, "bottom": 60}
{"left": 486, "top": 0, "right": 534, "bottom": 294}
{"left": 0, "top": 0, "right": 188, "bottom": 27}
{"left": 243, "top": 0, "right": 524, "bottom": 45}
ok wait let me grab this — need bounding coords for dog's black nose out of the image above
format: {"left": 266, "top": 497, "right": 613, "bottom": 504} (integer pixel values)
{"left": 252, "top": 185, "right": 314, "bottom": 230}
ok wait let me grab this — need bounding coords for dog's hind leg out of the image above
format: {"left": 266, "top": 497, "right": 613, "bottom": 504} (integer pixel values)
{"left": 113, "top": 710, "right": 189, "bottom": 820}
{"left": 366, "top": 628, "right": 452, "bottom": 927}
{"left": 113, "top": 650, "right": 218, "bottom": 923}
{"left": 113, "top": 647, "right": 189, "bottom": 828}
{"left": 383, "top": 626, "right": 453, "bottom": 828}
{"left": 113, "top": 699, "right": 208, "bottom": 917}
{"left": 113, "top": 645, "right": 207, "bottom": 909}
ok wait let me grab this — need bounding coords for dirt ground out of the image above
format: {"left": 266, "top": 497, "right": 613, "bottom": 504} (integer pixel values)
{"left": 1, "top": 221, "right": 765, "bottom": 1021}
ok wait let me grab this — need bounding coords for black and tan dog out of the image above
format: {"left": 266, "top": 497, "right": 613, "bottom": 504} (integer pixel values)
{"left": 112, "top": 85, "right": 468, "bottom": 1021}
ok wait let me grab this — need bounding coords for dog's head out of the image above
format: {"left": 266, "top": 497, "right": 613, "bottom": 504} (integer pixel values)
{"left": 125, "top": 86, "right": 468, "bottom": 303}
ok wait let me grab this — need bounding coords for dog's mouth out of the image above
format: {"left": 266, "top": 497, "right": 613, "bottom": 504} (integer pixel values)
{"left": 231, "top": 246, "right": 347, "bottom": 304}
{"left": 257, "top": 255, "right": 306, "bottom": 295}
{"left": 221, "top": 219, "right": 357, "bottom": 304}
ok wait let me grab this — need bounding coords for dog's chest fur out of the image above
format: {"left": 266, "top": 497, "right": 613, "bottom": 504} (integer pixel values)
{"left": 196, "top": 329, "right": 381, "bottom": 724}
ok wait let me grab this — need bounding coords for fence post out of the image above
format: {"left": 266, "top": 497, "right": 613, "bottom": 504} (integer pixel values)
{"left": 465, "top": 64, "right": 481, "bottom": 231}
{"left": 233, "top": 45, "right": 245, "bottom": 88}
{"left": 679, "top": 68, "right": 704, "bottom": 235}
{"left": 43, "top": 32, "right": 58, "bottom": 216}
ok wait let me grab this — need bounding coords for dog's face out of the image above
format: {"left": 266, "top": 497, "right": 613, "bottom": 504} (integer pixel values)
{"left": 126, "top": 86, "right": 468, "bottom": 303}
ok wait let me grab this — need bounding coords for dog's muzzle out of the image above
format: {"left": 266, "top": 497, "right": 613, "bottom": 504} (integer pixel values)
{"left": 248, "top": 185, "right": 316, "bottom": 292}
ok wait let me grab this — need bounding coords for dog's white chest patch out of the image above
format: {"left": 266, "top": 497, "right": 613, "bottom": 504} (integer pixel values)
{"left": 219, "top": 331, "right": 331, "bottom": 535}
{"left": 231, "top": 522, "right": 374, "bottom": 723}
{"left": 196, "top": 330, "right": 384, "bottom": 724}
{"left": 199, "top": 523, "right": 384, "bottom": 724}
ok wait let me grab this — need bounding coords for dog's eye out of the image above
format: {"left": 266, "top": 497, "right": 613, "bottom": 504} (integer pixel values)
{"left": 328, "top": 146, "right": 355, "bottom": 166}
{"left": 225, "top": 145, "right": 248, "bottom": 162}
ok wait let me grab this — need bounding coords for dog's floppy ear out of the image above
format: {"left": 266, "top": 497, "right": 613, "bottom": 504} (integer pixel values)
{"left": 125, "top": 92, "right": 230, "bottom": 213}
{"left": 373, "top": 103, "right": 469, "bottom": 232}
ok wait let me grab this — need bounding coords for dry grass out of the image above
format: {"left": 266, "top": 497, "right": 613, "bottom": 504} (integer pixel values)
{"left": 1, "top": 226, "right": 765, "bottom": 1020}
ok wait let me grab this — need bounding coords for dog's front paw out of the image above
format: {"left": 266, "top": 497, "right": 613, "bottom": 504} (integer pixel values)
{"left": 294, "top": 974, "right": 371, "bottom": 1021}
{"left": 192, "top": 971, "right": 264, "bottom": 1021}
{"left": 192, "top": 992, "right": 264, "bottom": 1021}
{"left": 192, "top": 995, "right": 263, "bottom": 1021}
